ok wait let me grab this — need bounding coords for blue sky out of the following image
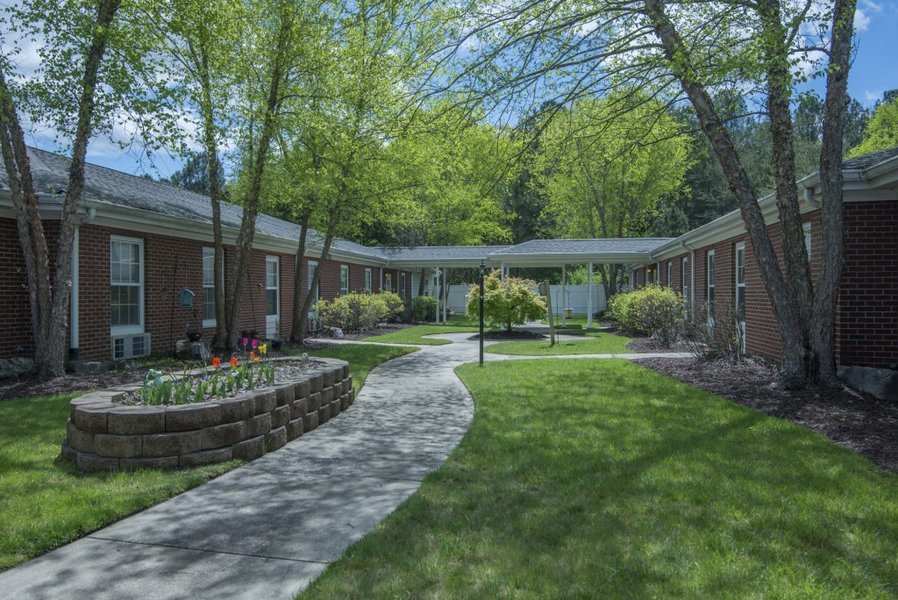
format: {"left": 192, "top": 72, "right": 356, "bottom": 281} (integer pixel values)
{"left": 23, "top": 1, "right": 898, "bottom": 179}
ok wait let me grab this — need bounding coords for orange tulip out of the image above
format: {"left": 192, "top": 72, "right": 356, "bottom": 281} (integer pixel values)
{"left": 230, "top": 357, "right": 238, "bottom": 368}
{"left": 212, "top": 356, "right": 221, "bottom": 368}
{"left": 250, "top": 352, "right": 260, "bottom": 362}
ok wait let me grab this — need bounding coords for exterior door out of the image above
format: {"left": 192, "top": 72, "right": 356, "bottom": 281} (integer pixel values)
{"left": 265, "top": 256, "right": 280, "bottom": 339}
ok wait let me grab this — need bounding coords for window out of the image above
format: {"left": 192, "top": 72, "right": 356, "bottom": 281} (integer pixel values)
{"left": 400, "top": 272, "right": 407, "bottom": 298}
{"left": 340, "top": 265, "right": 350, "bottom": 295}
{"left": 307, "top": 261, "right": 319, "bottom": 305}
{"left": 384, "top": 272, "right": 393, "bottom": 292}
{"left": 803, "top": 222, "right": 812, "bottom": 258}
{"left": 266, "top": 256, "right": 279, "bottom": 316}
{"left": 706, "top": 250, "right": 715, "bottom": 322}
{"left": 202, "top": 247, "right": 216, "bottom": 327}
{"left": 110, "top": 236, "right": 143, "bottom": 334}
{"left": 681, "top": 256, "right": 690, "bottom": 301}
{"left": 364, "top": 268, "right": 372, "bottom": 292}
{"left": 735, "top": 242, "right": 746, "bottom": 352}
{"left": 667, "top": 262, "right": 673, "bottom": 287}
{"left": 735, "top": 243, "right": 746, "bottom": 319}
{"left": 631, "top": 271, "right": 638, "bottom": 289}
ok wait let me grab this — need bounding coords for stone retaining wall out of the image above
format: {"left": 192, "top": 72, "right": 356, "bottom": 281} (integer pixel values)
{"left": 61, "top": 358, "right": 353, "bottom": 472}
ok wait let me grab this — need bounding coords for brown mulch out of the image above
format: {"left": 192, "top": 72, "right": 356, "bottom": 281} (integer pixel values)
{"left": 314, "top": 322, "right": 414, "bottom": 341}
{"left": 0, "top": 370, "right": 145, "bottom": 401}
{"left": 634, "top": 356, "right": 898, "bottom": 473}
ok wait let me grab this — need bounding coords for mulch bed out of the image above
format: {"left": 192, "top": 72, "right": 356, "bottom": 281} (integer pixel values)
{"left": 314, "top": 322, "right": 414, "bottom": 341}
{"left": 635, "top": 355, "right": 898, "bottom": 473}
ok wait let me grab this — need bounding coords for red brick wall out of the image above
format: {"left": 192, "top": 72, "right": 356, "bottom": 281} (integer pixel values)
{"left": 838, "top": 200, "right": 898, "bottom": 369}
{"left": 0, "top": 218, "right": 42, "bottom": 358}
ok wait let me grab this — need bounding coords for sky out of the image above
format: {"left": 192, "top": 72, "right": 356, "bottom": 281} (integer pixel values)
{"left": 17, "top": 0, "right": 898, "bottom": 180}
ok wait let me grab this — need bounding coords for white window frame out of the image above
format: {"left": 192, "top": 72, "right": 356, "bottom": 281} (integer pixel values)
{"left": 400, "top": 272, "right": 407, "bottom": 298}
{"left": 803, "top": 222, "right": 812, "bottom": 258}
{"left": 681, "top": 256, "right": 690, "bottom": 301}
{"left": 364, "top": 268, "right": 372, "bottom": 292}
{"left": 706, "top": 250, "right": 715, "bottom": 323}
{"left": 340, "top": 264, "right": 350, "bottom": 295}
{"left": 667, "top": 262, "right": 673, "bottom": 287}
{"left": 202, "top": 247, "right": 219, "bottom": 328}
{"left": 110, "top": 235, "right": 144, "bottom": 336}
{"left": 384, "top": 272, "right": 393, "bottom": 292}
{"left": 735, "top": 241, "right": 747, "bottom": 352}
{"left": 307, "top": 260, "right": 319, "bottom": 305}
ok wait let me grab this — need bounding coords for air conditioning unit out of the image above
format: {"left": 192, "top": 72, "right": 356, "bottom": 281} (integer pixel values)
{"left": 111, "top": 333, "right": 152, "bottom": 360}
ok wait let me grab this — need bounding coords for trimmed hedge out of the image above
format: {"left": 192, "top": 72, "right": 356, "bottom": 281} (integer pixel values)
{"left": 609, "top": 285, "right": 684, "bottom": 347}
{"left": 466, "top": 271, "right": 546, "bottom": 331}
{"left": 315, "top": 292, "right": 405, "bottom": 333}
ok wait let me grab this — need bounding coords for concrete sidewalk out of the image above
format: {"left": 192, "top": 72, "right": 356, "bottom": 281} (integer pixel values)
{"left": 0, "top": 342, "right": 477, "bottom": 600}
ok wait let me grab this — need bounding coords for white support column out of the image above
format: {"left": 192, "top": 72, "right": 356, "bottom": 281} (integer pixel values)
{"left": 561, "top": 264, "right": 566, "bottom": 319}
{"left": 442, "top": 267, "right": 449, "bottom": 323}
{"left": 587, "top": 261, "right": 593, "bottom": 329}
{"left": 433, "top": 267, "right": 441, "bottom": 323}
{"left": 500, "top": 262, "right": 506, "bottom": 281}
{"left": 70, "top": 227, "right": 79, "bottom": 356}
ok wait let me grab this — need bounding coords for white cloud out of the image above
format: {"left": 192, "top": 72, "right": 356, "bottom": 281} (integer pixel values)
{"left": 854, "top": 8, "right": 871, "bottom": 31}
{"left": 864, "top": 89, "right": 883, "bottom": 104}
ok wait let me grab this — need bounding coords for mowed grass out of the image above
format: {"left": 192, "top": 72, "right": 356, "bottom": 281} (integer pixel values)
{"left": 362, "top": 316, "right": 481, "bottom": 346}
{"left": 306, "top": 344, "right": 418, "bottom": 393}
{"left": 301, "top": 359, "right": 898, "bottom": 598}
{"left": 0, "top": 343, "right": 413, "bottom": 571}
{"left": 487, "top": 330, "right": 631, "bottom": 355}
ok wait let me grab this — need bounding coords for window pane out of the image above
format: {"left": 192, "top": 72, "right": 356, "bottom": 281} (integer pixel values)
{"left": 266, "top": 289, "right": 278, "bottom": 315}
{"left": 266, "top": 260, "right": 278, "bottom": 287}
{"left": 204, "top": 290, "right": 215, "bottom": 321}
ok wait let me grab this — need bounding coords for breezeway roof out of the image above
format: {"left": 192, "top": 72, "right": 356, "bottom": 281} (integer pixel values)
{"left": 487, "top": 238, "right": 674, "bottom": 266}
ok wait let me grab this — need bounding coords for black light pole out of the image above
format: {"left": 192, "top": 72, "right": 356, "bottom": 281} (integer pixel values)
{"left": 479, "top": 261, "right": 486, "bottom": 366}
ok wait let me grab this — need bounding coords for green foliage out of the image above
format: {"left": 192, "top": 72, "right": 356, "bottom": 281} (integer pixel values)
{"left": 609, "top": 285, "right": 684, "bottom": 347}
{"left": 535, "top": 93, "right": 692, "bottom": 240}
{"left": 410, "top": 295, "right": 437, "bottom": 322}
{"left": 466, "top": 271, "right": 546, "bottom": 331}
{"left": 314, "top": 292, "right": 405, "bottom": 333}
{"left": 849, "top": 97, "right": 898, "bottom": 158}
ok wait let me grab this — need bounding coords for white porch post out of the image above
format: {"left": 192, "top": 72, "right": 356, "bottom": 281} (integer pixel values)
{"left": 442, "top": 267, "right": 449, "bottom": 323}
{"left": 561, "top": 264, "right": 566, "bottom": 318}
{"left": 500, "top": 262, "right": 506, "bottom": 281}
{"left": 587, "top": 261, "right": 593, "bottom": 329}
{"left": 434, "top": 267, "right": 441, "bottom": 323}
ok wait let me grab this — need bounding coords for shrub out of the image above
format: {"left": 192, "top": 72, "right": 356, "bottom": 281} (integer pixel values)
{"left": 466, "top": 271, "right": 546, "bottom": 331}
{"left": 410, "top": 295, "right": 437, "bottom": 322}
{"left": 682, "top": 301, "right": 744, "bottom": 362}
{"left": 314, "top": 292, "right": 404, "bottom": 333}
{"left": 609, "top": 285, "right": 685, "bottom": 347}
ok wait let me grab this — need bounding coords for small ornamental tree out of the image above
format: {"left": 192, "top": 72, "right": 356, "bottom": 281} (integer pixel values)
{"left": 466, "top": 271, "right": 546, "bottom": 332}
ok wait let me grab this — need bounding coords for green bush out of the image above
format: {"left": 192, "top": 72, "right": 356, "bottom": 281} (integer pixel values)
{"left": 410, "top": 295, "right": 437, "bottom": 322}
{"left": 609, "top": 285, "right": 684, "bottom": 347}
{"left": 466, "top": 271, "right": 546, "bottom": 331}
{"left": 314, "top": 292, "right": 405, "bottom": 333}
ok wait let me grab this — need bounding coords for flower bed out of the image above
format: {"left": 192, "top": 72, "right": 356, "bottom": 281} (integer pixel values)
{"left": 60, "top": 357, "right": 353, "bottom": 472}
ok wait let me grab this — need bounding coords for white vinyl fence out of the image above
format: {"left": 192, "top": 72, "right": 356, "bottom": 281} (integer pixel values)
{"left": 446, "top": 284, "right": 606, "bottom": 317}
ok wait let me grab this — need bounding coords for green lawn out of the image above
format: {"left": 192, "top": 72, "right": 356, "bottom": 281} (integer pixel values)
{"left": 487, "top": 330, "right": 631, "bottom": 355}
{"left": 0, "top": 343, "right": 413, "bottom": 572}
{"left": 301, "top": 359, "right": 898, "bottom": 598}
{"left": 361, "top": 317, "right": 481, "bottom": 346}
{"left": 305, "top": 344, "right": 417, "bottom": 393}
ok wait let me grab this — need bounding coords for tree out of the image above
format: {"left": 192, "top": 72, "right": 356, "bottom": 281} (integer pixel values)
{"left": 466, "top": 271, "right": 545, "bottom": 331}
{"left": 534, "top": 93, "right": 691, "bottom": 298}
{"left": 849, "top": 95, "right": 898, "bottom": 157}
{"left": 0, "top": 0, "right": 173, "bottom": 378}
{"left": 165, "top": 150, "right": 226, "bottom": 195}
{"left": 449, "top": 0, "right": 857, "bottom": 387}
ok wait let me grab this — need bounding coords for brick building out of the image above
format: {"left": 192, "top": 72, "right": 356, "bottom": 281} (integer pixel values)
{"left": 1, "top": 146, "right": 896, "bottom": 398}
{"left": 628, "top": 147, "right": 898, "bottom": 397}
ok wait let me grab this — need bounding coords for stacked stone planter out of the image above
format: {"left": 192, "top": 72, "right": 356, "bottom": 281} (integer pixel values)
{"left": 61, "top": 357, "right": 353, "bottom": 472}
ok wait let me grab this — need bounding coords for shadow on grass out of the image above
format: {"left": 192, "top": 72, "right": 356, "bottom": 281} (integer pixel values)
{"left": 301, "top": 359, "right": 898, "bottom": 598}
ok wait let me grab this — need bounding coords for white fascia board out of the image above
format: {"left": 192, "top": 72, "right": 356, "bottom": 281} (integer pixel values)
{"left": 489, "top": 252, "right": 656, "bottom": 266}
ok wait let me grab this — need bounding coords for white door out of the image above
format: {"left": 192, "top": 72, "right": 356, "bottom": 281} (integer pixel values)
{"left": 265, "top": 256, "right": 280, "bottom": 339}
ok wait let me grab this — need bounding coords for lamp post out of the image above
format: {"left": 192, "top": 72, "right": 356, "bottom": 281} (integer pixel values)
{"left": 479, "top": 261, "right": 486, "bottom": 367}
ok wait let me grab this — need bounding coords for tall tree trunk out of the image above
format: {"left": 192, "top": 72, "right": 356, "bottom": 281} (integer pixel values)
{"left": 295, "top": 212, "right": 340, "bottom": 343}
{"left": 195, "top": 41, "right": 229, "bottom": 350}
{"left": 0, "top": 0, "right": 120, "bottom": 379}
{"left": 224, "top": 7, "right": 292, "bottom": 349}
{"left": 813, "top": 0, "right": 856, "bottom": 385}
{"left": 645, "top": 0, "right": 808, "bottom": 387}
{"left": 290, "top": 209, "right": 312, "bottom": 342}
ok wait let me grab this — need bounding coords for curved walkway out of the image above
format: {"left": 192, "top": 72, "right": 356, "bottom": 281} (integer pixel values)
{"left": 0, "top": 343, "right": 477, "bottom": 600}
